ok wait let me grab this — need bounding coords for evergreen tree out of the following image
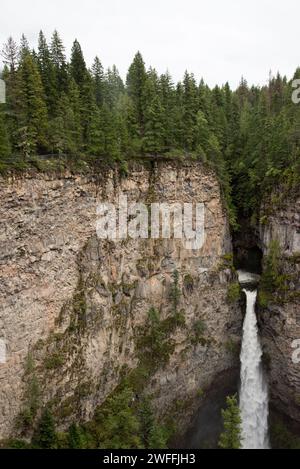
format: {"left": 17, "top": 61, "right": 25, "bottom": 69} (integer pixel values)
{"left": 68, "top": 423, "right": 86, "bottom": 449}
{"left": 0, "top": 107, "right": 11, "bottom": 159}
{"left": 70, "top": 39, "right": 87, "bottom": 89}
{"left": 87, "top": 104, "right": 105, "bottom": 156}
{"left": 182, "top": 72, "right": 199, "bottom": 150}
{"left": 17, "top": 52, "right": 48, "bottom": 153}
{"left": 50, "top": 30, "right": 68, "bottom": 94}
{"left": 1, "top": 37, "right": 18, "bottom": 72}
{"left": 138, "top": 397, "right": 168, "bottom": 449}
{"left": 143, "top": 75, "right": 165, "bottom": 153}
{"left": 105, "top": 65, "right": 124, "bottom": 107}
{"left": 126, "top": 52, "right": 147, "bottom": 135}
{"left": 93, "top": 387, "right": 143, "bottom": 449}
{"left": 91, "top": 56, "right": 105, "bottom": 106}
{"left": 218, "top": 395, "right": 242, "bottom": 449}
{"left": 19, "top": 34, "right": 30, "bottom": 60}
{"left": 37, "top": 31, "right": 57, "bottom": 114}
{"left": 159, "top": 72, "right": 176, "bottom": 148}
{"left": 34, "top": 408, "right": 57, "bottom": 449}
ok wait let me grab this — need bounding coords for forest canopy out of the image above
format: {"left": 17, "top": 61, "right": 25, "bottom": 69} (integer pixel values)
{"left": 1, "top": 31, "right": 300, "bottom": 225}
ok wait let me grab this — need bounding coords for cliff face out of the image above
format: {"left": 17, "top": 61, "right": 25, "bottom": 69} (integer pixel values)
{"left": 0, "top": 161, "right": 242, "bottom": 440}
{"left": 259, "top": 197, "right": 300, "bottom": 425}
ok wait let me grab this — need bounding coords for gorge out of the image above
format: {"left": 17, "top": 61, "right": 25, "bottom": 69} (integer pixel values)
{"left": 0, "top": 159, "right": 299, "bottom": 449}
{"left": 0, "top": 30, "right": 300, "bottom": 449}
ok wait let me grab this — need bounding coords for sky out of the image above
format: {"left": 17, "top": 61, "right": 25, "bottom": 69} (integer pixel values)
{"left": 1, "top": 0, "right": 299, "bottom": 89}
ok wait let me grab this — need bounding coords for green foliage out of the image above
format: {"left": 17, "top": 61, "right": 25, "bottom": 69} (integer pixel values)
{"left": 270, "top": 421, "right": 300, "bottom": 449}
{"left": 218, "top": 253, "right": 235, "bottom": 273}
{"left": 190, "top": 319, "right": 207, "bottom": 345}
{"left": 0, "top": 108, "right": 11, "bottom": 159}
{"left": 33, "top": 408, "right": 57, "bottom": 449}
{"left": 136, "top": 308, "right": 175, "bottom": 369}
{"left": 1, "top": 438, "right": 32, "bottom": 449}
{"left": 17, "top": 353, "right": 40, "bottom": 430}
{"left": 138, "top": 397, "right": 169, "bottom": 449}
{"left": 258, "top": 240, "right": 289, "bottom": 307}
{"left": 183, "top": 274, "right": 194, "bottom": 293}
{"left": 227, "top": 282, "right": 241, "bottom": 303}
{"left": 170, "top": 269, "right": 181, "bottom": 314}
{"left": 225, "top": 339, "right": 240, "bottom": 356}
{"left": 87, "top": 387, "right": 143, "bottom": 449}
{"left": 218, "top": 395, "right": 242, "bottom": 449}
{"left": 44, "top": 352, "right": 65, "bottom": 370}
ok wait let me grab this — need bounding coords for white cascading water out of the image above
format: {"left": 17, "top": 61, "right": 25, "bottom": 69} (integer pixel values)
{"left": 238, "top": 271, "right": 270, "bottom": 449}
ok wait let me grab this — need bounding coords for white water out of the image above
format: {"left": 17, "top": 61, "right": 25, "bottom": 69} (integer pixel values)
{"left": 238, "top": 271, "right": 270, "bottom": 449}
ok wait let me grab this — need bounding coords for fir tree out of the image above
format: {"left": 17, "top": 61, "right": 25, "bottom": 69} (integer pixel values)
{"left": 68, "top": 424, "right": 86, "bottom": 449}
{"left": 37, "top": 31, "right": 57, "bottom": 114}
{"left": 91, "top": 56, "right": 105, "bottom": 106}
{"left": 126, "top": 52, "right": 147, "bottom": 135}
{"left": 87, "top": 104, "right": 105, "bottom": 156}
{"left": 218, "top": 395, "right": 242, "bottom": 449}
{"left": 17, "top": 52, "right": 48, "bottom": 152}
{"left": 70, "top": 39, "right": 87, "bottom": 89}
{"left": 19, "top": 34, "right": 30, "bottom": 60}
{"left": 0, "top": 107, "right": 11, "bottom": 159}
{"left": 105, "top": 65, "right": 124, "bottom": 107}
{"left": 143, "top": 75, "right": 165, "bottom": 154}
{"left": 34, "top": 408, "right": 57, "bottom": 449}
{"left": 50, "top": 30, "right": 68, "bottom": 94}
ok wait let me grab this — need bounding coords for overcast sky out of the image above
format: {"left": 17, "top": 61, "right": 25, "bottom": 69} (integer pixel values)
{"left": 1, "top": 0, "right": 299, "bottom": 88}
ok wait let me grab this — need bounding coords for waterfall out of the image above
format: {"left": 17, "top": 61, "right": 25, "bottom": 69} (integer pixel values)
{"left": 238, "top": 271, "right": 269, "bottom": 449}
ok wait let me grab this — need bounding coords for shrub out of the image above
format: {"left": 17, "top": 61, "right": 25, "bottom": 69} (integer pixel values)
{"left": 227, "top": 282, "right": 241, "bottom": 303}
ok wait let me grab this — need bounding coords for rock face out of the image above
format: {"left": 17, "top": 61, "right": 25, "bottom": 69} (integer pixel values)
{"left": 259, "top": 197, "right": 300, "bottom": 425}
{"left": 0, "top": 161, "right": 242, "bottom": 439}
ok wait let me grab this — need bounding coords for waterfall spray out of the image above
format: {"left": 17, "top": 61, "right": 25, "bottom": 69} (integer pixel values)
{"left": 238, "top": 271, "right": 269, "bottom": 449}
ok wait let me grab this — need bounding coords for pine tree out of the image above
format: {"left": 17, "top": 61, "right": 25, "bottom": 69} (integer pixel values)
{"left": 70, "top": 39, "right": 87, "bottom": 89}
{"left": 105, "top": 65, "right": 124, "bottom": 107}
{"left": 37, "top": 31, "right": 57, "bottom": 114}
{"left": 68, "top": 423, "right": 86, "bottom": 449}
{"left": 138, "top": 397, "right": 168, "bottom": 449}
{"left": 1, "top": 37, "right": 19, "bottom": 72}
{"left": 91, "top": 56, "right": 105, "bottom": 106}
{"left": 67, "top": 79, "right": 83, "bottom": 151}
{"left": 35, "top": 408, "right": 57, "bottom": 449}
{"left": 182, "top": 72, "right": 199, "bottom": 150}
{"left": 0, "top": 107, "right": 11, "bottom": 159}
{"left": 19, "top": 34, "right": 30, "bottom": 60}
{"left": 87, "top": 105, "right": 105, "bottom": 156}
{"left": 93, "top": 387, "right": 143, "bottom": 449}
{"left": 102, "top": 104, "right": 121, "bottom": 161}
{"left": 126, "top": 52, "right": 147, "bottom": 135}
{"left": 159, "top": 72, "right": 176, "bottom": 148}
{"left": 17, "top": 52, "right": 48, "bottom": 153}
{"left": 218, "top": 395, "right": 242, "bottom": 449}
{"left": 143, "top": 74, "right": 165, "bottom": 154}
{"left": 50, "top": 30, "right": 68, "bottom": 94}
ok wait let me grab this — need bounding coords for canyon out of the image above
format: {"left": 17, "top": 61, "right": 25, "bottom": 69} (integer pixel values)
{"left": 259, "top": 195, "right": 300, "bottom": 429}
{"left": 0, "top": 160, "right": 299, "bottom": 446}
{"left": 0, "top": 160, "right": 242, "bottom": 441}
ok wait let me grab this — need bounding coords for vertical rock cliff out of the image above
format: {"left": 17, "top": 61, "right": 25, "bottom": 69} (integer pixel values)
{"left": 259, "top": 195, "right": 300, "bottom": 426}
{"left": 0, "top": 161, "right": 242, "bottom": 440}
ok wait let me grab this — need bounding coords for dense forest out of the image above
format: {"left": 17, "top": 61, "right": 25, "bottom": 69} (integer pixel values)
{"left": 0, "top": 31, "right": 300, "bottom": 225}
